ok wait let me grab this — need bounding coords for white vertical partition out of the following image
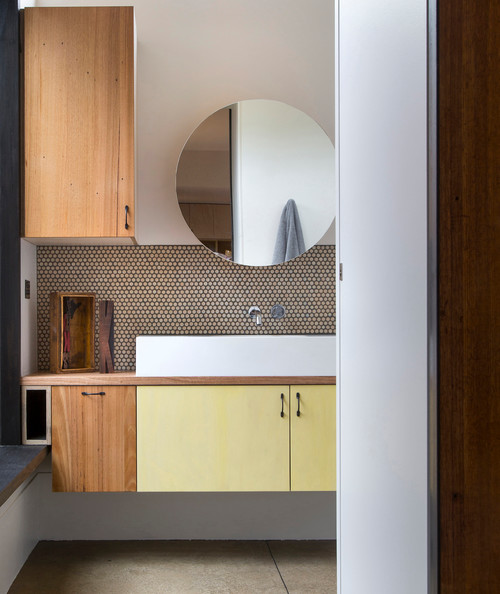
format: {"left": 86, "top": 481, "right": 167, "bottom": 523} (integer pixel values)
{"left": 338, "top": 1, "right": 428, "bottom": 593}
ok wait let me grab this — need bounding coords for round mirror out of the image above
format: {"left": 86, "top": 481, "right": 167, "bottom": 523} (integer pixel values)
{"left": 176, "top": 100, "right": 335, "bottom": 266}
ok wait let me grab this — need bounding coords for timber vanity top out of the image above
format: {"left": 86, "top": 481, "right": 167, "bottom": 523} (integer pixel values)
{"left": 21, "top": 372, "right": 336, "bottom": 386}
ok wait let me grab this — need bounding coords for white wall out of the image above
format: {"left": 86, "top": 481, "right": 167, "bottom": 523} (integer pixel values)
{"left": 30, "top": 0, "right": 335, "bottom": 246}
{"left": 0, "top": 475, "right": 40, "bottom": 594}
{"left": 338, "top": 0, "right": 428, "bottom": 593}
{"left": 233, "top": 100, "right": 335, "bottom": 266}
{"left": 20, "top": 240, "right": 37, "bottom": 375}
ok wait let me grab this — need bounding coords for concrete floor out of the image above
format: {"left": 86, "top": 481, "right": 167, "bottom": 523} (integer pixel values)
{"left": 9, "top": 540, "right": 337, "bottom": 593}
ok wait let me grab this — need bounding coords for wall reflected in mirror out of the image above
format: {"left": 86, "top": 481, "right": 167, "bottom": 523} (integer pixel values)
{"left": 176, "top": 100, "right": 335, "bottom": 266}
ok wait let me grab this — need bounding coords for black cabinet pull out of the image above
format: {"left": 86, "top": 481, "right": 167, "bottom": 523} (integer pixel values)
{"left": 280, "top": 393, "right": 284, "bottom": 417}
{"left": 81, "top": 391, "right": 105, "bottom": 396}
{"left": 125, "top": 205, "right": 130, "bottom": 230}
{"left": 296, "top": 392, "right": 301, "bottom": 416}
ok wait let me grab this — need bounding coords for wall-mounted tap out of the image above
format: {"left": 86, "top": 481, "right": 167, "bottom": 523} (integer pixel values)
{"left": 248, "top": 306, "right": 262, "bottom": 326}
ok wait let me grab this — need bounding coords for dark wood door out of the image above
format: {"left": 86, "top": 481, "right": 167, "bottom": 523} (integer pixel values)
{"left": 438, "top": 1, "right": 500, "bottom": 591}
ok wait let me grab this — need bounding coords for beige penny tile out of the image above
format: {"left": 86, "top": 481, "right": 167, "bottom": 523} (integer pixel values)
{"left": 37, "top": 245, "right": 335, "bottom": 371}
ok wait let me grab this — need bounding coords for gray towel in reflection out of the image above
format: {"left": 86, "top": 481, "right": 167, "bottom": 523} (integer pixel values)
{"left": 272, "top": 199, "right": 305, "bottom": 264}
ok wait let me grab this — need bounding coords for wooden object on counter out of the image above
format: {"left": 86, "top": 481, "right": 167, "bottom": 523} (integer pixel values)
{"left": 49, "top": 292, "right": 95, "bottom": 373}
{"left": 22, "top": 7, "right": 135, "bottom": 240}
{"left": 51, "top": 385, "right": 136, "bottom": 492}
{"left": 99, "top": 300, "right": 114, "bottom": 373}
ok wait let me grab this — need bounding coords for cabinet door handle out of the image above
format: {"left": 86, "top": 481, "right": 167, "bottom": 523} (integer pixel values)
{"left": 280, "top": 393, "right": 285, "bottom": 417}
{"left": 124, "top": 205, "right": 130, "bottom": 230}
{"left": 296, "top": 392, "right": 301, "bottom": 416}
{"left": 81, "top": 391, "right": 106, "bottom": 396}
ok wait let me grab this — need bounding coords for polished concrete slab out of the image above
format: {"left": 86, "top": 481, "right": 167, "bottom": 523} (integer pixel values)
{"left": 268, "top": 540, "right": 336, "bottom": 593}
{"left": 9, "top": 540, "right": 336, "bottom": 593}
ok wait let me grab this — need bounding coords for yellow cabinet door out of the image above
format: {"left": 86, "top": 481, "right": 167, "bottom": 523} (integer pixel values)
{"left": 290, "top": 385, "right": 336, "bottom": 491}
{"left": 137, "top": 386, "right": 289, "bottom": 492}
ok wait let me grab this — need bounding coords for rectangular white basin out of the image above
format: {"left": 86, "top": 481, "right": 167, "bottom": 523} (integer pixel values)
{"left": 136, "top": 335, "right": 335, "bottom": 377}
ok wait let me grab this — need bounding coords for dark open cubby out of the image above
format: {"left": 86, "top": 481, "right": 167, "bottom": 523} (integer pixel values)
{"left": 22, "top": 386, "right": 51, "bottom": 445}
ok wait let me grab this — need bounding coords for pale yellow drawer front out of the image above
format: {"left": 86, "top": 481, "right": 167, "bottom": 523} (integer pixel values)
{"left": 290, "top": 385, "right": 336, "bottom": 491}
{"left": 137, "top": 385, "right": 290, "bottom": 492}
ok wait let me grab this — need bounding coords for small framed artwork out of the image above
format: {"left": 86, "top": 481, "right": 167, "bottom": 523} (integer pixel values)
{"left": 49, "top": 292, "right": 95, "bottom": 373}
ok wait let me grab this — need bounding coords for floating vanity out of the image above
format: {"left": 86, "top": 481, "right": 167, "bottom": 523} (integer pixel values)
{"left": 21, "top": 371, "right": 336, "bottom": 494}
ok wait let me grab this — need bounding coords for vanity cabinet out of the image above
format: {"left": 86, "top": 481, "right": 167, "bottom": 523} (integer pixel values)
{"left": 22, "top": 7, "right": 135, "bottom": 241}
{"left": 136, "top": 384, "right": 336, "bottom": 492}
{"left": 23, "top": 374, "right": 335, "bottom": 493}
{"left": 137, "top": 385, "right": 290, "bottom": 492}
{"left": 51, "top": 385, "right": 136, "bottom": 492}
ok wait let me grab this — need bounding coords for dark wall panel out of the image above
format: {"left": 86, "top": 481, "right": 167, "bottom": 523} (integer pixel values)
{"left": 0, "top": 0, "right": 21, "bottom": 444}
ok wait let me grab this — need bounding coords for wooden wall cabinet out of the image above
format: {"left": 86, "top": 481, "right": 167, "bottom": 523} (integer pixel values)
{"left": 22, "top": 7, "right": 135, "bottom": 242}
{"left": 180, "top": 203, "right": 232, "bottom": 241}
{"left": 136, "top": 384, "right": 336, "bottom": 492}
{"left": 51, "top": 385, "right": 136, "bottom": 492}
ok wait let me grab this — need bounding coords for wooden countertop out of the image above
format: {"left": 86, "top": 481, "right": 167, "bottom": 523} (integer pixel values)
{"left": 21, "top": 372, "right": 336, "bottom": 386}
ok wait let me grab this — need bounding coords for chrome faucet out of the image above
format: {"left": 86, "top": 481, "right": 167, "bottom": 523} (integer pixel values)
{"left": 248, "top": 306, "right": 262, "bottom": 326}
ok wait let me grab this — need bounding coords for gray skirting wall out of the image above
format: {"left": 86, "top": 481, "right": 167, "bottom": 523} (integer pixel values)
{"left": 37, "top": 245, "right": 335, "bottom": 371}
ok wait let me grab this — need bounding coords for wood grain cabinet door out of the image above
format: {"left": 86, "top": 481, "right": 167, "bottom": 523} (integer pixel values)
{"left": 137, "top": 385, "right": 290, "bottom": 492}
{"left": 290, "top": 385, "right": 336, "bottom": 491}
{"left": 51, "top": 385, "right": 136, "bottom": 492}
{"left": 23, "top": 7, "right": 135, "bottom": 239}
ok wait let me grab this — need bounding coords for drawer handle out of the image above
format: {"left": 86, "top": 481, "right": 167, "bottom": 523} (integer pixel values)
{"left": 125, "top": 205, "right": 130, "bottom": 230}
{"left": 280, "top": 393, "right": 284, "bottom": 417}
{"left": 81, "top": 391, "right": 106, "bottom": 396}
{"left": 296, "top": 392, "right": 301, "bottom": 417}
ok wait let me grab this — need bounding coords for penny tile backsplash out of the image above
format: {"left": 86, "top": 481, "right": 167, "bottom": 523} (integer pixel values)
{"left": 37, "top": 245, "right": 335, "bottom": 371}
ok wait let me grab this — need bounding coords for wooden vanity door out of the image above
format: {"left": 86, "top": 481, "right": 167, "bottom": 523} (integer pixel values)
{"left": 51, "top": 385, "right": 136, "bottom": 492}
{"left": 290, "top": 385, "right": 336, "bottom": 491}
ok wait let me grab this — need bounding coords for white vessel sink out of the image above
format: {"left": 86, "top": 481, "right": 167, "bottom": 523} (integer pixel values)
{"left": 136, "top": 335, "right": 335, "bottom": 377}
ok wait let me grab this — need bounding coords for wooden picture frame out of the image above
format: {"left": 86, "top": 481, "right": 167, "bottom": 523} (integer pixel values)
{"left": 49, "top": 292, "right": 95, "bottom": 373}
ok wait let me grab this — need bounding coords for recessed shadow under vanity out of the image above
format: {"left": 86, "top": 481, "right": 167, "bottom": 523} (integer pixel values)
{"left": 36, "top": 244, "right": 335, "bottom": 371}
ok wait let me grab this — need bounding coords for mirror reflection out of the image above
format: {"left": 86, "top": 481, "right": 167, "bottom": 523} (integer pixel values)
{"left": 176, "top": 100, "right": 335, "bottom": 266}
